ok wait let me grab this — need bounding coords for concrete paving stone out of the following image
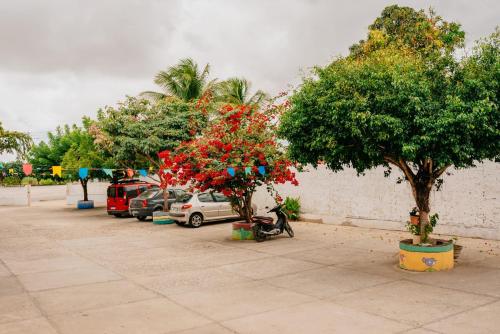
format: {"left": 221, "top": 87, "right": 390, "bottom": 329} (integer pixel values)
{"left": 284, "top": 244, "right": 395, "bottom": 267}
{"left": 264, "top": 266, "right": 396, "bottom": 299}
{"left": 174, "top": 323, "right": 237, "bottom": 334}
{"left": 134, "top": 267, "right": 254, "bottom": 296}
{"left": 0, "top": 317, "right": 58, "bottom": 334}
{"left": 3, "top": 255, "right": 96, "bottom": 275}
{"left": 0, "top": 247, "right": 73, "bottom": 262}
{"left": 169, "top": 280, "right": 316, "bottom": 321}
{"left": 49, "top": 298, "right": 212, "bottom": 334}
{"left": 424, "top": 300, "right": 500, "bottom": 334}
{"left": 0, "top": 236, "right": 51, "bottom": 251}
{"left": 331, "top": 280, "right": 495, "bottom": 327}
{"left": 0, "top": 293, "right": 41, "bottom": 323}
{"left": 404, "top": 265, "right": 500, "bottom": 297}
{"left": 32, "top": 280, "right": 158, "bottom": 315}
{"left": 0, "top": 276, "right": 24, "bottom": 297}
{"left": 220, "top": 256, "right": 323, "bottom": 280}
{"left": 0, "top": 263, "right": 11, "bottom": 277}
{"left": 222, "top": 300, "right": 412, "bottom": 334}
{"left": 17, "top": 264, "right": 122, "bottom": 292}
{"left": 401, "top": 328, "right": 443, "bottom": 334}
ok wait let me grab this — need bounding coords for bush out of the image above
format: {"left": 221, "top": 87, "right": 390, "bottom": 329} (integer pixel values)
{"left": 21, "top": 177, "right": 38, "bottom": 185}
{"left": 1, "top": 176, "right": 21, "bottom": 186}
{"left": 284, "top": 197, "right": 301, "bottom": 221}
{"left": 39, "top": 179, "right": 57, "bottom": 186}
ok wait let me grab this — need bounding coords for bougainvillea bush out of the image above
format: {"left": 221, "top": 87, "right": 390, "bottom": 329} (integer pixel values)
{"left": 159, "top": 103, "right": 298, "bottom": 223}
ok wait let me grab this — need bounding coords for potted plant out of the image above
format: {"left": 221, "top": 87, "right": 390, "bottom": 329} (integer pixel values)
{"left": 284, "top": 197, "right": 301, "bottom": 221}
{"left": 409, "top": 207, "right": 419, "bottom": 226}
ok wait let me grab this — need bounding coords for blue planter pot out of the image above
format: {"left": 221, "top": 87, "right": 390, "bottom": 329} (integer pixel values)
{"left": 77, "top": 200, "right": 94, "bottom": 209}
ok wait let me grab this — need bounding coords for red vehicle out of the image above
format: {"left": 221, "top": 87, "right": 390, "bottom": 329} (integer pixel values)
{"left": 107, "top": 179, "right": 159, "bottom": 217}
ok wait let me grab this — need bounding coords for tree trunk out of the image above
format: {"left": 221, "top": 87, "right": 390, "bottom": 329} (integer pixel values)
{"left": 411, "top": 180, "right": 432, "bottom": 242}
{"left": 80, "top": 178, "right": 88, "bottom": 202}
{"left": 163, "top": 187, "right": 169, "bottom": 212}
{"left": 242, "top": 193, "right": 253, "bottom": 224}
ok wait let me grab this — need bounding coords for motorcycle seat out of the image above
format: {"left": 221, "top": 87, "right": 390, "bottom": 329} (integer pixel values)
{"left": 252, "top": 216, "right": 274, "bottom": 224}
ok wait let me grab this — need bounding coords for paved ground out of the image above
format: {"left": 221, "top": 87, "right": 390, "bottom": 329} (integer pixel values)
{"left": 1, "top": 201, "right": 500, "bottom": 334}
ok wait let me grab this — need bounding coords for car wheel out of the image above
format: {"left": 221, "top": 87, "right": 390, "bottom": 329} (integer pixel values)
{"left": 136, "top": 216, "right": 147, "bottom": 222}
{"left": 189, "top": 213, "right": 203, "bottom": 228}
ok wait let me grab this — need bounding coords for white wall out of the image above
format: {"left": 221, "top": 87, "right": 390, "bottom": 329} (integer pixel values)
{"left": 253, "top": 161, "right": 500, "bottom": 240}
{"left": 0, "top": 184, "right": 67, "bottom": 206}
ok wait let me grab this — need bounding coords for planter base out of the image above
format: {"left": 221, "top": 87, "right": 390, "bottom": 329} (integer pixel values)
{"left": 232, "top": 221, "right": 254, "bottom": 240}
{"left": 153, "top": 211, "right": 175, "bottom": 225}
{"left": 77, "top": 200, "right": 94, "bottom": 209}
{"left": 399, "top": 239, "right": 454, "bottom": 272}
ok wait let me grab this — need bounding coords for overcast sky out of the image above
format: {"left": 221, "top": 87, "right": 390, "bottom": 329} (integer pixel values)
{"left": 0, "top": 0, "right": 498, "bottom": 161}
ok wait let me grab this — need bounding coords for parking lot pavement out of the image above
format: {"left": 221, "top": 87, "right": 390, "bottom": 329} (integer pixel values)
{"left": 1, "top": 200, "right": 500, "bottom": 333}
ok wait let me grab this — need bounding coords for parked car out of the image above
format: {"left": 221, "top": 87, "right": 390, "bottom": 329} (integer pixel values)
{"left": 129, "top": 188, "right": 188, "bottom": 221}
{"left": 169, "top": 191, "right": 257, "bottom": 227}
{"left": 107, "top": 179, "right": 158, "bottom": 217}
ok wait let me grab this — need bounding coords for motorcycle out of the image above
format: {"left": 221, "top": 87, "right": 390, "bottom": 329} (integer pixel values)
{"left": 252, "top": 204, "right": 294, "bottom": 242}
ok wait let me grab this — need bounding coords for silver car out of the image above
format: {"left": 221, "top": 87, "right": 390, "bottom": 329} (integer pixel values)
{"left": 169, "top": 192, "right": 257, "bottom": 228}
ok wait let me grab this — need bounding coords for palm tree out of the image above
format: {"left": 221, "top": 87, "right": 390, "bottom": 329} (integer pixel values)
{"left": 215, "top": 77, "right": 267, "bottom": 107}
{"left": 141, "top": 58, "right": 216, "bottom": 102}
{"left": 0, "top": 122, "right": 32, "bottom": 160}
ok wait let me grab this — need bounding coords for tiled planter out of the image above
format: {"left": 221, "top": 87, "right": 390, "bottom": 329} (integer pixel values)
{"left": 399, "top": 239, "right": 454, "bottom": 272}
{"left": 153, "top": 211, "right": 175, "bottom": 225}
{"left": 232, "top": 221, "right": 254, "bottom": 240}
{"left": 77, "top": 200, "right": 94, "bottom": 209}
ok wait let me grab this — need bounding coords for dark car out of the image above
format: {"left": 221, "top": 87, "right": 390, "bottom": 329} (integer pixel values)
{"left": 107, "top": 179, "right": 158, "bottom": 217}
{"left": 128, "top": 188, "right": 188, "bottom": 221}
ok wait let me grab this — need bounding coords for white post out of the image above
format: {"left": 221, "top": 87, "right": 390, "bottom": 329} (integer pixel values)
{"left": 26, "top": 184, "right": 31, "bottom": 207}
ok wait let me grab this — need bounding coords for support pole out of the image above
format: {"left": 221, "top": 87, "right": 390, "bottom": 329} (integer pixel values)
{"left": 26, "top": 184, "right": 31, "bottom": 207}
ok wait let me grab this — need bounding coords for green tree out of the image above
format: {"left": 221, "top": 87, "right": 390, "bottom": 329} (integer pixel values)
{"left": 141, "top": 58, "right": 216, "bottom": 102}
{"left": 29, "top": 120, "right": 111, "bottom": 199}
{"left": 279, "top": 7, "right": 499, "bottom": 242}
{"left": 91, "top": 97, "right": 207, "bottom": 208}
{"left": 215, "top": 78, "right": 267, "bottom": 107}
{"left": 0, "top": 122, "right": 32, "bottom": 160}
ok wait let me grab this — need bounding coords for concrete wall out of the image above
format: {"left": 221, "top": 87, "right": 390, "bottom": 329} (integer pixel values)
{"left": 0, "top": 185, "right": 67, "bottom": 206}
{"left": 253, "top": 161, "right": 500, "bottom": 240}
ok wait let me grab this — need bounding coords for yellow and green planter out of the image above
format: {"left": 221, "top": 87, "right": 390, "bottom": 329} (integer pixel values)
{"left": 232, "top": 222, "right": 254, "bottom": 240}
{"left": 152, "top": 211, "right": 175, "bottom": 225}
{"left": 399, "top": 239, "right": 454, "bottom": 272}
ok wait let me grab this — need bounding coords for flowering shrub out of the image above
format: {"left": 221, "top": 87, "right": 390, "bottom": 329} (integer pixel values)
{"left": 159, "top": 103, "right": 298, "bottom": 223}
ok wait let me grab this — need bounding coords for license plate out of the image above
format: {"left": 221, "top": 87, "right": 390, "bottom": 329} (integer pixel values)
{"left": 172, "top": 207, "right": 179, "bottom": 212}
{"left": 110, "top": 207, "right": 116, "bottom": 210}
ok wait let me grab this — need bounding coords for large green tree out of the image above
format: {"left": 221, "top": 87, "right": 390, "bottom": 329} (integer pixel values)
{"left": 0, "top": 122, "right": 32, "bottom": 160}
{"left": 141, "top": 58, "right": 216, "bottom": 102}
{"left": 91, "top": 97, "right": 207, "bottom": 208}
{"left": 279, "top": 6, "right": 499, "bottom": 242}
{"left": 30, "top": 120, "right": 111, "bottom": 199}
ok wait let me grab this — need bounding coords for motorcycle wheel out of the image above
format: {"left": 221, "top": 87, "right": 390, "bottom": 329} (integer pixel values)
{"left": 284, "top": 222, "right": 295, "bottom": 238}
{"left": 252, "top": 225, "right": 266, "bottom": 242}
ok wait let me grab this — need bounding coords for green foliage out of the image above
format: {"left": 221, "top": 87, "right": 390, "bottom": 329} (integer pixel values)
{"left": 279, "top": 6, "right": 499, "bottom": 239}
{"left": 141, "top": 58, "right": 215, "bottom": 102}
{"left": 39, "top": 179, "right": 58, "bottom": 186}
{"left": 349, "top": 5, "right": 465, "bottom": 57}
{"left": 406, "top": 213, "right": 439, "bottom": 241}
{"left": 215, "top": 78, "right": 267, "bottom": 107}
{"left": 0, "top": 122, "right": 32, "bottom": 160}
{"left": 92, "top": 97, "right": 207, "bottom": 170}
{"left": 21, "top": 177, "right": 38, "bottom": 185}
{"left": 1, "top": 176, "right": 21, "bottom": 186}
{"left": 283, "top": 197, "right": 301, "bottom": 221}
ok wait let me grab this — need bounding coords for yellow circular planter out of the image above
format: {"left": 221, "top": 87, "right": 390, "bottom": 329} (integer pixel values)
{"left": 399, "top": 239, "right": 454, "bottom": 272}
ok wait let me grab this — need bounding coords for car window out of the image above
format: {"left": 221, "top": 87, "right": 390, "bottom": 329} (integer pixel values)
{"left": 198, "top": 193, "right": 214, "bottom": 203}
{"left": 136, "top": 189, "right": 160, "bottom": 199}
{"left": 213, "top": 193, "right": 230, "bottom": 202}
{"left": 138, "top": 185, "right": 148, "bottom": 193}
{"left": 107, "top": 187, "right": 116, "bottom": 198}
{"left": 178, "top": 193, "right": 192, "bottom": 203}
{"left": 125, "top": 186, "right": 138, "bottom": 198}
{"left": 168, "top": 190, "right": 175, "bottom": 198}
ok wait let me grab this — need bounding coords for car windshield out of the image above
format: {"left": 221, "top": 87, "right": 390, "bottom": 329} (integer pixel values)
{"left": 136, "top": 189, "right": 160, "bottom": 199}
